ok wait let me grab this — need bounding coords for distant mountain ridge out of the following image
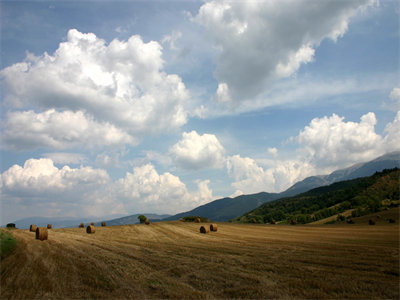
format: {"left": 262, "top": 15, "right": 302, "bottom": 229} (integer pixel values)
{"left": 236, "top": 168, "right": 399, "bottom": 224}
{"left": 101, "top": 213, "right": 171, "bottom": 226}
{"left": 5, "top": 213, "right": 170, "bottom": 229}
{"left": 164, "top": 151, "right": 400, "bottom": 222}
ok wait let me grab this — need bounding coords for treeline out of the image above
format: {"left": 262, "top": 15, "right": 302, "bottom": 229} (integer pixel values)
{"left": 235, "top": 168, "right": 399, "bottom": 224}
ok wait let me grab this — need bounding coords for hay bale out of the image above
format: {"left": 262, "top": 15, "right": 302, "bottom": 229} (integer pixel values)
{"left": 79, "top": 223, "right": 84, "bottom": 228}
{"left": 30, "top": 224, "right": 37, "bottom": 232}
{"left": 290, "top": 220, "right": 297, "bottom": 225}
{"left": 36, "top": 227, "right": 48, "bottom": 241}
{"left": 101, "top": 222, "right": 106, "bottom": 227}
{"left": 145, "top": 219, "right": 150, "bottom": 225}
{"left": 47, "top": 224, "right": 52, "bottom": 229}
{"left": 195, "top": 217, "right": 201, "bottom": 223}
{"left": 200, "top": 226, "right": 209, "bottom": 234}
{"left": 210, "top": 224, "right": 218, "bottom": 232}
{"left": 369, "top": 219, "right": 376, "bottom": 225}
{"left": 86, "top": 225, "right": 96, "bottom": 234}
{"left": 90, "top": 222, "right": 95, "bottom": 226}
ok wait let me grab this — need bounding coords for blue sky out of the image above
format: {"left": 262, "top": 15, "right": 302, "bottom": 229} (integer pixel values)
{"left": 1, "top": 0, "right": 399, "bottom": 224}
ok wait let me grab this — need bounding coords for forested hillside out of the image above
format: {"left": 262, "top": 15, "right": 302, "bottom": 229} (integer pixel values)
{"left": 235, "top": 168, "right": 399, "bottom": 224}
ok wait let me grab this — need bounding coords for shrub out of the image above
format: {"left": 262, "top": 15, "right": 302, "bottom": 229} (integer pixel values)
{"left": 138, "top": 215, "right": 147, "bottom": 224}
{"left": 180, "top": 216, "right": 211, "bottom": 223}
{"left": 6, "top": 223, "right": 15, "bottom": 228}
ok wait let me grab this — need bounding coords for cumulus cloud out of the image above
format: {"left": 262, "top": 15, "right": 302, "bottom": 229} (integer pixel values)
{"left": 383, "top": 111, "right": 400, "bottom": 152}
{"left": 227, "top": 155, "right": 315, "bottom": 195}
{"left": 169, "top": 130, "right": 226, "bottom": 170}
{"left": 113, "top": 164, "right": 214, "bottom": 214}
{"left": 297, "top": 112, "right": 384, "bottom": 170}
{"left": 1, "top": 158, "right": 215, "bottom": 222}
{"left": 2, "top": 109, "right": 135, "bottom": 150}
{"left": 1, "top": 29, "right": 189, "bottom": 150}
{"left": 1, "top": 158, "right": 109, "bottom": 195}
{"left": 194, "top": 0, "right": 376, "bottom": 103}
{"left": 226, "top": 111, "right": 399, "bottom": 194}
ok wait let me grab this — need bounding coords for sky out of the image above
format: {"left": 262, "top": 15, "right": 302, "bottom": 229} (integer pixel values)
{"left": 1, "top": 0, "right": 399, "bottom": 224}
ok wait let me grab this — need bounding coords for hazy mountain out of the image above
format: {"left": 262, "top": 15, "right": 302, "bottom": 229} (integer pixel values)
{"left": 283, "top": 151, "right": 400, "bottom": 196}
{"left": 101, "top": 213, "right": 171, "bottom": 226}
{"left": 5, "top": 213, "right": 171, "bottom": 229}
{"left": 165, "top": 151, "right": 400, "bottom": 222}
{"left": 5, "top": 214, "right": 126, "bottom": 229}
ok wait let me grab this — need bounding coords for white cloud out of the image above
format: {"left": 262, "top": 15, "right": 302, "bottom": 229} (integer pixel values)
{"left": 226, "top": 111, "right": 400, "bottom": 194}
{"left": 114, "top": 164, "right": 213, "bottom": 214}
{"left": 2, "top": 109, "right": 135, "bottom": 150}
{"left": 1, "top": 29, "right": 189, "bottom": 150}
{"left": 42, "top": 152, "right": 86, "bottom": 165}
{"left": 169, "top": 130, "right": 226, "bottom": 170}
{"left": 383, "top": 111, "right": 400, "bottom": 152}
{"left": 162, "top": 30, "right": 182, "bottom": 51}
{"left": 1, "top": 158, "right": 215, "bottom": 223}
{"left": 227, "top": 154, "right": 315, "bottom": 194}
{"left": 389, "top": 88, "right": 400, "bottom": 100}
{"left": 1, "top": 158, "right": 109, "bottom": 194}
{"left": 386, "top": 87, "right": 400, "bottom": 111}
{"left": 267, "top": 147, "right": 278, "bottom": 158}
{"left": 194, "top": 0, "right": 376, "bottom": 103}
{"left": 297, "top": 112, "right": 384, "bottom": 170}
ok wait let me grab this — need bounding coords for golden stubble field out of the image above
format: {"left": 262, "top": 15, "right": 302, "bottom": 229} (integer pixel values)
{"left": 1, "top": 220, "right": 399, "bottom": 299}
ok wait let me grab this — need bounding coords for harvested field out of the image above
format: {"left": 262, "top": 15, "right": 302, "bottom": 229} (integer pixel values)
{"left": 1, "top": 222, "right": 398, "bottom": 299}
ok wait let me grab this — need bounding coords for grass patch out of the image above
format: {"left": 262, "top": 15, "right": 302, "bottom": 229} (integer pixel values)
{"left": 0, "top": 229, "right": 17, "bottom": 260}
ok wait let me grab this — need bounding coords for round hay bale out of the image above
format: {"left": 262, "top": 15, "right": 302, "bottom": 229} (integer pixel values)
{"left": 101, "top": 222, "right": 106, "bottom": 227}
{"left": 90, "top": 222, "right": 95, "bottom": 226}
{"left": 195, "top": 217, "right": 201, "bottom": 223}
{"left": 30, "top": 224, "right": 37, "bottom": 232}
{"left": 86, "top": 225, "right": 96, "bottom": 234}
{"left": 369, "top": 219, "right": 376, "bottom": 225}
{"left": 47, "top": 224, "right": 52, "bottom": 229}
{"left": 210, "top": 224, "right": 218, "bottom": 232}
{"left": 79, "top": 223, "right": 84, "bottom": 228}
{"left": 145, "top": 219, "right": 150, "bottom": 225}
{"left": 36, "top": 227, "right": 48, "bottom": 241}
{"left": 200, "top": 225, "right": 209, "bottom": 234}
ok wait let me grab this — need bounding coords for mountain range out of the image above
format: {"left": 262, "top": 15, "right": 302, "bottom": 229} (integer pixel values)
{"left": 6, "top": 213, "right": 170, "bottom": 229}
{"left": 163, "top": 151, "right": 400, "bottom": 221}
{"left": 236, "top": 167, "right": 399, "bottom": 224}
{"left": 5, "top": 151, "right": 399, "bottom": 227}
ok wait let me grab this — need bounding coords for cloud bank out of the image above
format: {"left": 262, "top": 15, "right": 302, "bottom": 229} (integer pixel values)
{"left": 1, "top": 29, "right": 189, "bottom": 150}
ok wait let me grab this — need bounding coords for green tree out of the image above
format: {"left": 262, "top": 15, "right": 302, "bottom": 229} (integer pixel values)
{"left": 138, "top": 215, "right": 147, "bottom": 224}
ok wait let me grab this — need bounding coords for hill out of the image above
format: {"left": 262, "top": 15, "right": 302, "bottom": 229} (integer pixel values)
{"left": 1, "top": 222, "right": 398, "bottom": 299}
{"left": 165, "top": 151, "right": 400, "bottom": 221}
{"left": 163, "top": 192, "right": 280, "bottom": 222}
{"left": 235, "top": 168, "right": 399, "bottom": 224}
